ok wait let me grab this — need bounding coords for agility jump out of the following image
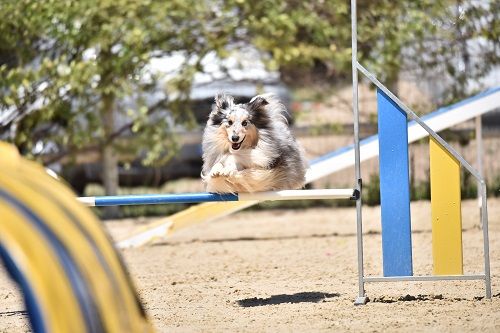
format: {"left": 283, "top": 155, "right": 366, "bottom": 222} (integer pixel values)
{"left": 77, "top": 0, "right": 493, "bottom": 305}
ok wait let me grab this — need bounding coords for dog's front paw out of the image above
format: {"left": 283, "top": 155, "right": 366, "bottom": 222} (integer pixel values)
{"left": 221, "top": 164, "right": 238, "bottom": 177}
{"left": 210, "top": 163, "right": 237, "bottom": 177}
{"left": 209, "top": 163, "right": 225, "bottom": 177}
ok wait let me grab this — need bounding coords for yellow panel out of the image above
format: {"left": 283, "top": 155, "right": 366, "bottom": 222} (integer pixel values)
{"left": 0, "top": 203, "right": 86, "bottom": 333}
{"left": 168, "top": 201, "right": 258, "bottom": 234}
{"left": 118, "top": 201, "right": 258, "bottom": 247}
{"left": 429, "top": 137, "right": 463, "bottom": 275}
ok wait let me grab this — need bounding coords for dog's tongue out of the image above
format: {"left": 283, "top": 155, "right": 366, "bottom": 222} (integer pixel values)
{"left": 231, "top": 142, "right": 241, "bottom": 150}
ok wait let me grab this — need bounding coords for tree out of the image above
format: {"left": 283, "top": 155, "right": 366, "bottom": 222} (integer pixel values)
{"left": 408, "top": 0, "right": 499, "bottom": 104}
{"left": 226, "top": 0, "right": 447, "bottom": 92}
{"left": 0, "top": 0, "right": 239, "bottom": 217}
{"left": 225, "top": 0, "right": 498, "bottom": 100}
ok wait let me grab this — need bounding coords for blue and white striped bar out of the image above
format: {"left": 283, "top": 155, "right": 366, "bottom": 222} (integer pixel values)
{"left": 78, "top": 189, "right": 358, "bottom": 207}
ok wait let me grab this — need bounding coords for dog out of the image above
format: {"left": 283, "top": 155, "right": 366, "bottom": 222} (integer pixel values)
{"left": 201, "top": 92, "right": 307, "bottom": 193}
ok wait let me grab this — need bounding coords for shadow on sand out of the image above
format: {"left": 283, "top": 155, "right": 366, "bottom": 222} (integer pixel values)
{"left": 237, "top": 291, "right": 340, "bottom": 307}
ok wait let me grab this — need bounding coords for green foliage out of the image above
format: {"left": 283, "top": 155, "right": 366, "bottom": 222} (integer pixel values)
{"left": 363, "top": 173, "right": 381, "bottom": 206}
{"left": 412, "top": 178, "right": 431, "bottom": 202}
{"left": 461, "top": 168, "right": 478, "bottom": 199}
{"left": 409, "top": 0, "right": 499, "bottom": 104}
{"left": 0, "top": 0, "right": 230, "bottom": 164}
{"left": 488, "top": 175, "right": 500, "bottom": 197}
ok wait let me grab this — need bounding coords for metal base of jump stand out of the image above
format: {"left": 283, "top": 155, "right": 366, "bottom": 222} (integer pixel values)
{"left": 354, "top": 296, "right": 369, "bottom": 306}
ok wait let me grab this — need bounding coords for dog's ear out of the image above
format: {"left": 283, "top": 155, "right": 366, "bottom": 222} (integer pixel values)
{"left": 247, "top": 96, "right": 270, "bottom": 129}
{"left": 209, "top": 93, "right": 233, "bottom": 125}
{"left": 247, "top": 96, "right": 269, "bottom": 113}
{"left": 214, "top": 92, "right": 234, "bottom": 112}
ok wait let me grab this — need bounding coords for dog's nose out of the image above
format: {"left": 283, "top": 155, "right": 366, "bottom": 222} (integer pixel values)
{"left": 231, "top": 135, "right": 240, "bottom": 142}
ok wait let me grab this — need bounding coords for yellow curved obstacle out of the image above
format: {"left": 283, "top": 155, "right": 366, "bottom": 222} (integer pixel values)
{"left": 0, "top": 142, "right": 153, "bottom": 333}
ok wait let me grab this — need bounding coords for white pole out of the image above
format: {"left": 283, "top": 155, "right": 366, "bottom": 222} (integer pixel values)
{"left": 239, "top": 189, "right": 356, "bottom": 201}
{"left": 476, "top": 116, "right": 483, "bottom": 210}
{"left": 351, "top": 0, "right": 368, "bottom": 306}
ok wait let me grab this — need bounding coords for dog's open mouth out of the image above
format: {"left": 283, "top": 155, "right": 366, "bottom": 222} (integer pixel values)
{"left": 231, "top": 137, "right": 245, "bottom": 151}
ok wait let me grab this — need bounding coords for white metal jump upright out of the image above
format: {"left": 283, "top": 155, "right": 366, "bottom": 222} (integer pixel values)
{"left": 351, "top": 0, "right": 368, "bottom": 306}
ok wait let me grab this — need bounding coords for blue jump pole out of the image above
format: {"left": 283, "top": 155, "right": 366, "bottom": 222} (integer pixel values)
{"left": 87, "top": 193, "right": 238, "bottom": 206}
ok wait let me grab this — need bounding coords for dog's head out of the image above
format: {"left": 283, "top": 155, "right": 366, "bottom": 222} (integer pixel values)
{"left": 208, "top": 93, "right": 270, "bottom": 152}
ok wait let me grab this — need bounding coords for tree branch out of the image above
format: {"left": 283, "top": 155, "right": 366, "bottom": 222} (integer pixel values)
{"left": 41, "top": 96, "right": 170, "bottom": 165}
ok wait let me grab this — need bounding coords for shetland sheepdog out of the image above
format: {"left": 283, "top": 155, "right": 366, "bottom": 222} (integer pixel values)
{"left": 201, "top": 92, "right": 307, "bottom": 193}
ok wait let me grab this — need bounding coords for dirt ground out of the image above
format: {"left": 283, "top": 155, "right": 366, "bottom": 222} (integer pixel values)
{"left": 1, "top": 198, "right": 499, "bottom": 332}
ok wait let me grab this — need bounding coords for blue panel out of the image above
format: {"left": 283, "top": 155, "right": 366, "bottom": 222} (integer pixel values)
{"left": 94, "top": 192, "right": 239, "bottom": 206}
{"left": 377, "top": 89, "right": 413, "bottom": 277}
{"left": 0, "top": 245, "right": 46, "bottom": 333}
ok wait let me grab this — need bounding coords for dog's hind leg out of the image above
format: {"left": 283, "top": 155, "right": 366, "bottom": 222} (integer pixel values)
{"left": 205, "top": 175, "right": 237, "bottom": 193}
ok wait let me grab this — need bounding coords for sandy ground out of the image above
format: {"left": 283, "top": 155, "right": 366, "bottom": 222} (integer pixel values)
{"left": 1, "top": 198, "right": 499, "bottom": 332}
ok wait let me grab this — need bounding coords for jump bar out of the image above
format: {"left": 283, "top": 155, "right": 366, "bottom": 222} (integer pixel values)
{"left": 78, "top": 189, "right": 358, "bottom": 207}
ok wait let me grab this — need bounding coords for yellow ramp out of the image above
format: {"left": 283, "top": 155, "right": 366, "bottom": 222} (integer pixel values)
{"left": 117, "top": 201, "right": 257, "bottom": 248}
{"left": 429, "top": 137, "right": 463, "bottom": 275}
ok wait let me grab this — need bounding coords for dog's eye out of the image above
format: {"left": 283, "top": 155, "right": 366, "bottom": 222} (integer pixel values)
{"left": 242, "top": 120, "right": 248, "bottom": 127}
{"left": 227, "top": 120, "right": 233, "bottom": 126}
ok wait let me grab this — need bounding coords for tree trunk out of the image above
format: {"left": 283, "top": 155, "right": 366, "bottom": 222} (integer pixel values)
{"left": 100, "top": 93, "right": 120, "bottom": 219}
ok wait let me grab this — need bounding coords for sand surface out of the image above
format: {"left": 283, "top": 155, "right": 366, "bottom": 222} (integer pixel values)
{"left": 1, "top": 198, "right": 499, "bottom": 332}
